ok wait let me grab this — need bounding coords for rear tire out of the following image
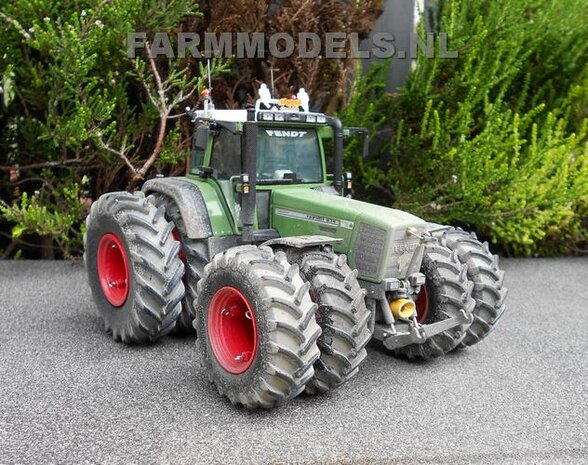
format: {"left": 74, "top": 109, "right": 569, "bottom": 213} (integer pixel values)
{"left": 291, "top": 248, "right": 371, "bottom": 394}
{"left": 151, "top": 194, "right": 208, "bottom": 335}
{"left": 84, "top": 191, "right": 185, "bottom": 343}
{"left": 394, "top": 238, "right": 475, "bottom": 360}
{"left": 435, "top": 228, "right": 507, "bottom": 347}
{"left": 195, "top": 245, "right": 321, "bottom": 409}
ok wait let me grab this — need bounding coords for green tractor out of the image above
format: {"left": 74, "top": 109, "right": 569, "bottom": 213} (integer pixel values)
{"left": 84, "top": 85, "right": 507, "bottom": 409}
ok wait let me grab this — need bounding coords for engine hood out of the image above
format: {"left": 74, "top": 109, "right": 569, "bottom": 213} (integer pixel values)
{"left": 270, "top": 188, "right": 427, "bottom": 282}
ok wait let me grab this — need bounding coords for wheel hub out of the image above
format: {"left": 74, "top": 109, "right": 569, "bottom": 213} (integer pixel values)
{"left": 415, "top": 284, "right": 429, "bottom": 323}
{"left": 97, "top": 233, "right": 130, "bottom": 307}
{"left": 208, "top": 287, "right": 258, "bottom": 374}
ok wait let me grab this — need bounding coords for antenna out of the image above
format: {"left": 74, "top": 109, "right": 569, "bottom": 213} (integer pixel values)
{"left": 201, "top": 59, "right": 215, "bottom": 113}
{"left": 207, "top": 59, "right": 212, "bottom": 91}
{"left": 270, "top": 67, "right": 275, "bottom": 98}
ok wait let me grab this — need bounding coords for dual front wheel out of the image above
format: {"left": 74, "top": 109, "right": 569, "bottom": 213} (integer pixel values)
{"left": 394, "top": 230, "right": 507, "bottom": 359}
{"left": 195, "top": 245, "right": 372, "bottom": 408}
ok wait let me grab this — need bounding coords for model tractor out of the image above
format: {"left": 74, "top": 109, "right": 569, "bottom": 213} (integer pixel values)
{"left": 84, "top": 85, "right": 507, "bottom": 409}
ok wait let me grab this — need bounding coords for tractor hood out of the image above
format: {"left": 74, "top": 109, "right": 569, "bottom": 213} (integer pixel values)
{"left": 270, "top": 188, "right": 427, "bottom": 282}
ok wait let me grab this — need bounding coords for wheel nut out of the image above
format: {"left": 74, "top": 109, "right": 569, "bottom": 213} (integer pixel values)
{"left": 234, "top": 351, "right": 252, "bottom": 363}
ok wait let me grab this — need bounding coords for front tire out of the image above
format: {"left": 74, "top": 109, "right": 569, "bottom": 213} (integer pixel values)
{"left": 394, "top": 238, "right": 475, "bottom": 360}
{"left": 84, "top": 191, "right": 185, "bottom": 343}
{"left": 195, "top": 245, "right": 321, "bottom": 409}
{"left": 435, "top": 228, "right": 507, "bottom": 347}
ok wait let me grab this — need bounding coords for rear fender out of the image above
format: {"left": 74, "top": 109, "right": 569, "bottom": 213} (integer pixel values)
{"left": 142, "top": 178, "right": 213, "bottom": 240}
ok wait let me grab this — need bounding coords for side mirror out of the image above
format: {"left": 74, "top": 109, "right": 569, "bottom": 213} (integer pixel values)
{"left": 194, "top": 125, "right": 210, "bottom": 151}
{"left": 344, "top": 127, "right": 370, "bottom": 159}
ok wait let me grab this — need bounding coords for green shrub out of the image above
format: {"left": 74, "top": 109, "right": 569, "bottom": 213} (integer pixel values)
{"left": 342, "top": 0, "right": 588, "bottom": 255}
{"left": 0, "top": 0, "right": 225, "bottom": 257}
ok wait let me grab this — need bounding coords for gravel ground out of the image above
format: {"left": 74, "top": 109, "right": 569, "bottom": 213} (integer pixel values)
{"left": 0, "top": 258, "right": 587, "bottom": 464}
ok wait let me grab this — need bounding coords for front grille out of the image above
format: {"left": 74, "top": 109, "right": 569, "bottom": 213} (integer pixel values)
{"left": 354, "top": 223, "right": 387, "bottom": 277}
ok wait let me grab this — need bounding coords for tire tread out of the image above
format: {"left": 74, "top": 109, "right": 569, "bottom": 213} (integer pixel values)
{"left": 84, "top": 191, "right": 185, "bottom": 343}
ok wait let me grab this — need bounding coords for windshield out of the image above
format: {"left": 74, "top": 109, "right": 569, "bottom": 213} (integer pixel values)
{"left": 257, "top": 128, "right": 323, "bottom": 183}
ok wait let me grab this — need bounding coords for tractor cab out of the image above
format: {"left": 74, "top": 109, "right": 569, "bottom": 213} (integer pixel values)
{"left": 185, "top": 85, "right": 354, "bottom": 241}
{"left": 193, "top": 118, "right": 326, "bottom": 185}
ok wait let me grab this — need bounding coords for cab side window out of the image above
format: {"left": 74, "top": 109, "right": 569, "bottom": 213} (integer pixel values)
{"left": 190, "top": 126, "right": 206, "bottom": 173}
{"left": 210, "top": 128, "right": 242, "bottom": 179}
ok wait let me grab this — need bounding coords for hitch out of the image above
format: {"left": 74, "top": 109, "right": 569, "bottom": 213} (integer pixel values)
{"left": 373, "top": 309, "right": 474, "bottom": 351}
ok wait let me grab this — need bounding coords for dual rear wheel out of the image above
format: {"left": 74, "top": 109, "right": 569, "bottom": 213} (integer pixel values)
{"left": 151, "top": 193, "right": 208, "bottom": 335}
{"left": 85, "top": 194, "right": 371, "bottom": 409}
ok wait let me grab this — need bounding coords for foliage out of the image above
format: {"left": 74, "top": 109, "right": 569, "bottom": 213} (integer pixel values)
{"left": 2, "top": 0, "right": 585, "bottom": 257}
{"left": 205, "top": 0, "right": 384, "bottom": 111}
{"left": 0, "top": 1, "right": 228, "bottom": 257}
{"left": 0, "top": 180, "right": 87, "bottom": 258}
{"left": 341, "top": 0, "right": 588, "bottom": 255}
{"left": 0, "top": 0, "right": 383, "bottom": 258}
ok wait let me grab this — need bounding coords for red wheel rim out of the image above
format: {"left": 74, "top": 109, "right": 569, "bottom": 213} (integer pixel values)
{"left": 97, "top": 233, "right": 130, "bottom": 307}
{"left": 208, "top": 286, "right": 258, "bottom": 374}
{"left": 415, "top": 284, "right": 430, "bottom": 323}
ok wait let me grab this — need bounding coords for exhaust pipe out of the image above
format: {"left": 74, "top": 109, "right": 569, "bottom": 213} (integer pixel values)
{"left": 326, "top": 116, "right": 344, "bottom": 194}
{"left": 240, "top": 122, "right": 258, "bottom": 243}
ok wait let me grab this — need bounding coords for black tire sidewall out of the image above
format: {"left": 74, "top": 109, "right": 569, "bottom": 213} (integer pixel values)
{"left": 392, "top": 241, "right": 470, "bottom": 358}
{"left": 86, "top": 212, "right": 138, "bottom": 332}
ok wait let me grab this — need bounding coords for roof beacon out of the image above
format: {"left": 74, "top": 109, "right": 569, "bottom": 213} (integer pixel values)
{"left": 255, "top": 83, "right": 310, "bottom": 113}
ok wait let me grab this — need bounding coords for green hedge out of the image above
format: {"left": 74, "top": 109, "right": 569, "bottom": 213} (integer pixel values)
{"left": 1, "top": 0, "right": 586, "bottom": 257}
{"left": 342, "top": 0, "right": 588, "bottom": 255}
{"left": 0, "top": 0, "right": 212, "bottom": 257}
